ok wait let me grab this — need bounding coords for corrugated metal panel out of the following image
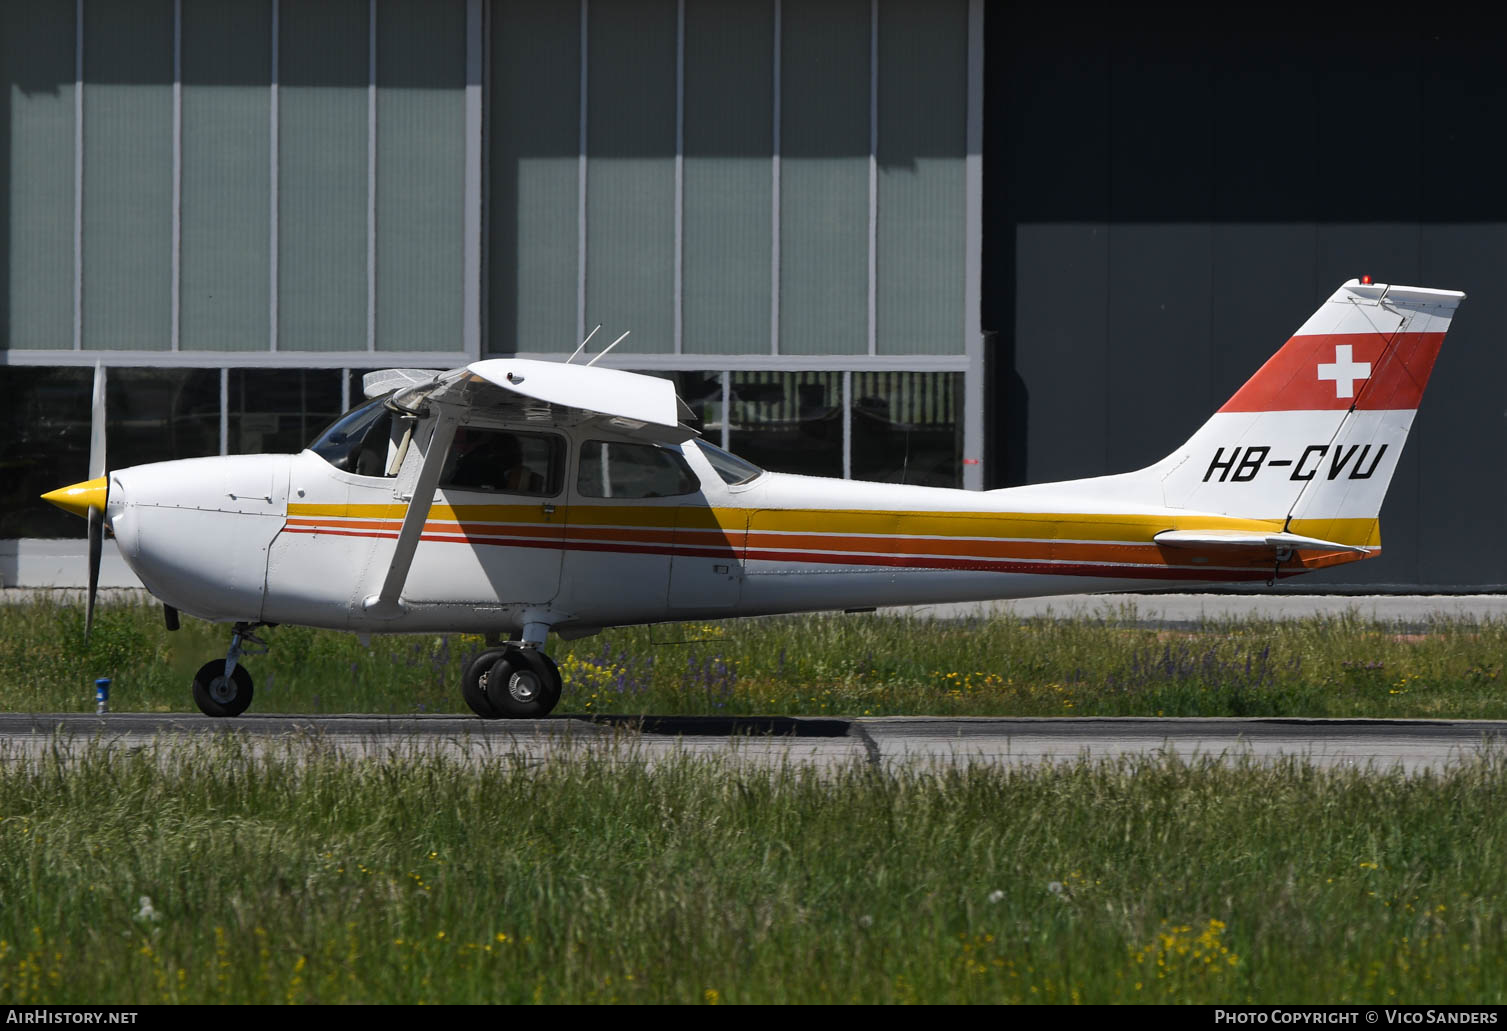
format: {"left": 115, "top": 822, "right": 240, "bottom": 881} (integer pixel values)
{"left": 584, "top": 0, "right": 677, "bottom": 355}
{"left": 778, "top": 0, "right": 867, "bottom": 356}
{"left": 82, "top": 0, "right": 173, "bottom": 352}
{"left": 278, "top": 0, "right": 366, "bottom": 352}
{"left": 487, "top": 0, "right": 580, "bottom": 354}
{"left": 683, "top": 0, "right": 772, "bottom": 356}
{"left": 181, "top": 0, "right": 271, "bottom": 352}
{"left": 376, "top": 0, "right": 464, "bottom": 353}
{"left": 0, "top": 2, "right": 75, "bottom": 351}
{"left": 875, "top": 0, "right": 965, "bottom": 356}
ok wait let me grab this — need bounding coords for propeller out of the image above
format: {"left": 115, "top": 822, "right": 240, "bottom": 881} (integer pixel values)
{"left": 38, "top": 363, "right": 110, "bottom": 644}
{"left": 85, "top": 363, "right": 106, "bottom": 642}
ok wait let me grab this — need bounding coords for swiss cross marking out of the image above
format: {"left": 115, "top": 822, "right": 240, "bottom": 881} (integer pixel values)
{"left": 1316, "top": 344, "right": 1372, "bottom": 399}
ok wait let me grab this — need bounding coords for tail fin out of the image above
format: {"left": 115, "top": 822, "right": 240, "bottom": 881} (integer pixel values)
{"left": 1158, "top": 279, "right": 1464, "bottom": 547}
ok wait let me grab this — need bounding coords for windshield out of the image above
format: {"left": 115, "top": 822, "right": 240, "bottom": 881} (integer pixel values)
{"left": 308, "top": 395, "right": 394, "bottom": 475}
{"left": 694, "top": 439, "right": 764, "bottom": 486}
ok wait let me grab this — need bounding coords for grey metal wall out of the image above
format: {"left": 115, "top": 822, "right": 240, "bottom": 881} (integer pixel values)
{"left": 984, "top": 6, "right": 1507, "bottom": 589}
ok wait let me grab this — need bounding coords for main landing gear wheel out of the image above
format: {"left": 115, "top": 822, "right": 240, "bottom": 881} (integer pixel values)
{"left": 192, "top": 660, "right": 254, "bottom": 718}
{"left": 461, "top": 648, "right": 508, "bottom": 718}
{"left": 461, "top": 647, "right": 561, "bottom": 719}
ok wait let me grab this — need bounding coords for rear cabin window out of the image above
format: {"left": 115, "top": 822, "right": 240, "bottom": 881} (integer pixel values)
{"left": 441, "top": 427, "right": 563, "bottom": 497}
{"left": 694, "top": 438, "right": 764, "bottom": 486}
{"left": 577, "top": 440, "right": 698, "bottom": 499}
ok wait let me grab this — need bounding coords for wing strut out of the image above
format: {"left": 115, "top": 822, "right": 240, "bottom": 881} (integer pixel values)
{"left": 362, "top": 413, "right": 459, "bottom": 619}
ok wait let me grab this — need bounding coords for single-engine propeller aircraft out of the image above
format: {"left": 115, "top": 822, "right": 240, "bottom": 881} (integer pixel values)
{"left": 43, "top": 279, "right": 1463, "bottom": 718}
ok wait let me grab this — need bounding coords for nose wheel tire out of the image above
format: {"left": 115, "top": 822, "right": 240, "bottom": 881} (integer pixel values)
{"left": 461, "top": 647, "right": 561, "bottom": 719}
{"left": 191, "top": 660, "right": 254, "bottom": 718}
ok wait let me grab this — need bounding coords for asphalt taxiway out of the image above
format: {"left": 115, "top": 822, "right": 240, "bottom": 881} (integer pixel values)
{"left": 3, "top": 712, "right": 1505, "bottom": 775}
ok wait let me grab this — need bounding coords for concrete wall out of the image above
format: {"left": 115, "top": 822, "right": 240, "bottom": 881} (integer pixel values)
{"left": 0, "top": 540, "right": 144, "bottom": 590}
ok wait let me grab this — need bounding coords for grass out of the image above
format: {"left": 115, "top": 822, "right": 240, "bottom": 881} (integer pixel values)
{"left": 4, "top": 598, "right": 1507, "bottom": 1004}
{"left": 2, "top": 595, "right": 1507, "bottom": 719}
{"left": 1, "top": 740, "right": 1505, "bottom": 1004}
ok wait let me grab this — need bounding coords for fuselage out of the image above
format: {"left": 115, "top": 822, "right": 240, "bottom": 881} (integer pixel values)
{"left": 47, "top": 280, "right": 1460, "bottom": 720}
{"left": 104, "top": 418, "right": 1367, "bottom": 637}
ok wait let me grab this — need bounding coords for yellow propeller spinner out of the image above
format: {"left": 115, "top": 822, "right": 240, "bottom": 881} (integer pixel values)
{"left": 41, "top": 477, "right": 108, "bottom": 519}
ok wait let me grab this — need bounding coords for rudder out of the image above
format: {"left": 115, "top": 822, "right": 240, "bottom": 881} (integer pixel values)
{"left": 1158, "top": 279, "right": 1464, "bottom": 547}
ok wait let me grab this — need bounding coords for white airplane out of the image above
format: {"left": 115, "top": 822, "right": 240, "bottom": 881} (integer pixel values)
{"left": 43, "top": 279, "right": 1463, "bottom": 719}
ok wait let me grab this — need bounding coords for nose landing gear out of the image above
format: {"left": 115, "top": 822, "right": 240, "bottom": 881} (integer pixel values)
{"left": 191, "top": 622, "right": 268, "bottom": 717}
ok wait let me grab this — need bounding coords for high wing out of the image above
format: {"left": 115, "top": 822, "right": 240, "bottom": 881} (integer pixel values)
{"left": 361, "top": 359, "right": 699, "bottom": 618}
{"left": 368, "top": 358, "right": 698, "bottom": 445}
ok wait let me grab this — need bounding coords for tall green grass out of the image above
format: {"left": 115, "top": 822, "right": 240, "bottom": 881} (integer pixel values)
{"left": 1, "top": 740, "right": 1504, "bottom": 1004}
{"left": 2, "top": 595, "right": 1506, "bottom": 718}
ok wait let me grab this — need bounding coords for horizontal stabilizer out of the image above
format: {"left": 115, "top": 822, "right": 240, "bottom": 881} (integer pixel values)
{"left": 1153, "top": 529, "right": 1369, "bottom": 554}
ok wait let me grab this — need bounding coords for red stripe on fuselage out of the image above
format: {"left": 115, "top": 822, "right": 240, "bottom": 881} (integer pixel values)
{"left": 278, "top": 525, "right": 1311, "bottom": 580}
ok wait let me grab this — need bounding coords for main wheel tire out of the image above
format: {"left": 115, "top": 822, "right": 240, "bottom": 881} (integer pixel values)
{"left": 485, "top": 649, "right": 562, "bottom": 718}
{"left": 536, "top": 651, "right": 562, "bottom": 709}
{"left": 461, "top": 647, "right": 509, "bottom": 718}
{"left": 191, "top": 659, "right": 254, "bottom": 717}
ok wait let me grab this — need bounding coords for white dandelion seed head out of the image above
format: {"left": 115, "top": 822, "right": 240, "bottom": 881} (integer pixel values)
{"left": 1047, "top": 881, "right": 1065, "bottom": 896}
{"left": 987, "top": 889, "right": 1005, "bottom": 904}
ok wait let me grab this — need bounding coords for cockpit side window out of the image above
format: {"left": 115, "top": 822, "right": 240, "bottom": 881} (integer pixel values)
{"left": 441, "top": 427, "right": 563, "bottom": 497}
{"left": 308, "top": 396, "right": 396, "bottom": 477}
{"left": 577, "top": 440, "right": 698, "bottom": 499}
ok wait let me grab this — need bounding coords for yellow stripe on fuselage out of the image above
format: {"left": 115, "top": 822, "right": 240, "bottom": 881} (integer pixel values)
{"left": 1288, "top": 517, "right": 1381, "bottom": 548}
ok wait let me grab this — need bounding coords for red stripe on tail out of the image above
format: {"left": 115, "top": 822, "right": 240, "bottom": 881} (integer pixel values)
{"left": 1218, "top": 332, "right": 1444, "bottom": 413}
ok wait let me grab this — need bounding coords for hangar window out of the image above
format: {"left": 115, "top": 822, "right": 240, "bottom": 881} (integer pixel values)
{"left": 577, "top": 440, "right": 697, "bottom": 499}
{"left": 231, "top": 370, "right": 344, "bottom": 457}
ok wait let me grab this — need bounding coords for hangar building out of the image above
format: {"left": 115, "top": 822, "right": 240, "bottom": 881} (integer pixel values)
{"left": 0, "top": 1, "right": 1499, "bottom": 590}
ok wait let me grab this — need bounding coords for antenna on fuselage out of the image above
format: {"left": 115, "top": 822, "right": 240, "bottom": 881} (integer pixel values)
{"left": 586, "top": 330, "right": 631, "bottom": 367}
{"left": 564, "top": 325, "right": 601, "bottom": 365}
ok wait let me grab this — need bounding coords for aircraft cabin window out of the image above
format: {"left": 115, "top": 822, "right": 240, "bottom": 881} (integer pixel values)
{"left": 441, "top": 427, "right": 563, "bottom": 497}
{"left": 693, "top": 439, "right": 764, "bottom": 486}
{"left": 308, "top": 396, "right": 396, "bottom": 477}
{"left": 577, "top": 440, "right": 698, "bottom": 499}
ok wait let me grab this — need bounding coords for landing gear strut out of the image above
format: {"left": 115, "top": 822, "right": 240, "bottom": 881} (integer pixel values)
{"left": 192, "top": 622, "right": 267, "bottom": 717}
{"left": 461, "top": 644, "right": 562, "bottom": 719}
